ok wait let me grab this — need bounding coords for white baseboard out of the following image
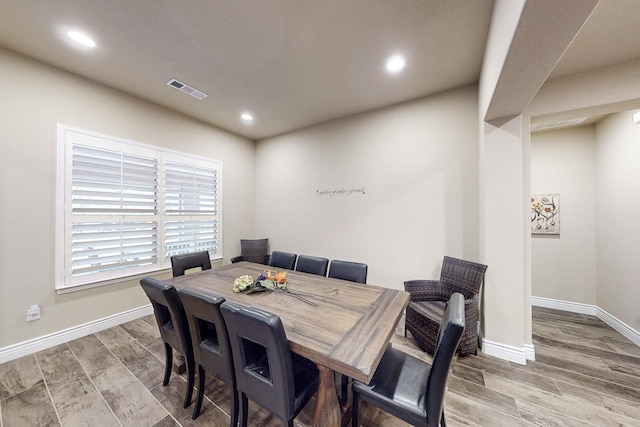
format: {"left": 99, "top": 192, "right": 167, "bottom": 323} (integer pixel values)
{"left": 4, "top": 297, "right": 636, "bottom": 366}
{"left": 531, "top": 296, "right": 597, "bottom": 316}
{"left": 532, "top": 296, "right": 640, "bottom": 347}
{"left": 524, "top": 343, "right": 536, "bottom": 361}
{"left": 481, "top": 295, "right": 640, "bottom": 365}
{"left": 481, "top": 339, "right": 529, "bottom": 365}
{"left": 596, "top": 307, "right": 640, "bottom": 347}
{"left": 0, "top": 304, "right": 153, "bottom": 364}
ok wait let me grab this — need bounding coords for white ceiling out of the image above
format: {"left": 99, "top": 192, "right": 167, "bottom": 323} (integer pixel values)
{"left": 547, "top": 0, "right": 640, "bottom": 80}
{"left": 0, "top": 0, "right": 639, "bottom": 139}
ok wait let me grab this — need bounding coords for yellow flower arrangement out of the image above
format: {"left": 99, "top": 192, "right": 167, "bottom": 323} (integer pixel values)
{"left": 233, "top": 270, "right": 287, "bottom": 293}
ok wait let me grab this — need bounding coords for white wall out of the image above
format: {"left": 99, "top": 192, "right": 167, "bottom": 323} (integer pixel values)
{"left": 477, "top": 0, "right": 530, "bottom": 360}
{"left": 595, "top": 110, "right": 640, "bottom": 330}
{"left": 0, "top": 47, "right": 255, "bottom": 348}
{"left": 527, "top": 33, "right": 640, "bottom": 344}
{"left": 254, "top": 85, "right": 480, "bottom": 290}
{"left": 531, "top": 111, "right": 640, "bottom": 335}
{"left": 531, "top": 126, "right": 597, "bottom": 304}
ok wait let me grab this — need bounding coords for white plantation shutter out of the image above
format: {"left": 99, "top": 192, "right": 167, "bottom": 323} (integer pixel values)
{"left": 71, "top": 221, "right": 158, "bottom": 276}
{"left": 57, "top": 126, "right": 222, "bottom": 290}
{"left": 164, "top": 161, "right": 218, "bottom": 215}
{"left": 164, "top": 219, "right": 219, "bottom": 257}
{"left": 71, "top": 146, "right": 158, "bottom": 215}
{"left": 163, "top": 158, "right": 220, "bottom": 257}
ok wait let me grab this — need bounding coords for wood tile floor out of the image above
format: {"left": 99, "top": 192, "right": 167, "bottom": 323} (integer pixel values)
{"left": 1, "top": 306, "right": 639, "bottom": 426}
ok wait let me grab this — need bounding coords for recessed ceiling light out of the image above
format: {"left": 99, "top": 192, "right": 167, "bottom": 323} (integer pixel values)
{"left": 67, "top": 30, "right": 96, "bottom": 48}
{"left": 385, "top": 54, "right": 405, "bottom": 74}
{"left": 241, "top": 113, "right": 254, "bottom": 122}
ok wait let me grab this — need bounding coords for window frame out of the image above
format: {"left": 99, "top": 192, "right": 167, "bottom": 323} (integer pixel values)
{"left": 55, "top": 124, "right": 222, "bottom": 292}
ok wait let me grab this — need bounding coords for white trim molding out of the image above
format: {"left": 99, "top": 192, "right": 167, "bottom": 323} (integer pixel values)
{"left": 524, "top": 343, "right": 536, "bottom": 361}
{"left": 481, "top": 339, "right": 530, "bottom": 365}
{"left": 532, "top": 296, "right": 640, "bottom": 347}
{"left": 531, "top": 296, "right": 597, "bottom": 316}
{"left": 596, "top": 306, "right": 640, "bottom": 347}
{"left": 4, "top": 297, "right": 636, "bottom": 366}
{"left": 0, "top": 304, "right": 153, "bottom": 364}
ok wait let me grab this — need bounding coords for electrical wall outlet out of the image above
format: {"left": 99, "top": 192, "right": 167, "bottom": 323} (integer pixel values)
{"left": 27, "top": 305, "right": 41, "bottom": 321}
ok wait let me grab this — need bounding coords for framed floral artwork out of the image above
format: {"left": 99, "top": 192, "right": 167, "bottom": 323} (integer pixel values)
{"left": 531, "top": 194, "right": 560, "bottom": 235}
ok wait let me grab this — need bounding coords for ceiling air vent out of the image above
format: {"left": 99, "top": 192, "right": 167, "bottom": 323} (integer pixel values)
{"left": 166, "top": 79, "right": 207, "bottom": 100}
{"left": 530, "top": 117, "right": 588, "bottom": 131}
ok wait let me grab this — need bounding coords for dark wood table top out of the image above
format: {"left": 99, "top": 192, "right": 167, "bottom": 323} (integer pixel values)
{"left": 167, "top": 261, "right": 409, "bottom": 384}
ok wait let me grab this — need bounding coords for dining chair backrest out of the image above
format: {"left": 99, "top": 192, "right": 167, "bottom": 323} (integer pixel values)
{"left": 171, "top": 251, "right": 212, "bottom": 277}
{"left": 426, "top": 292, "right": 465, "bottom": 423}
{"left": 139, "top": 277, "right": 194, "bottom": 408}
{"left": 140, "top": 277, "right": 192, "bottom": 364}
{"left": 295, "top": 255, "right": 329, "bottom": 276}
{"left": 269, "top": 251, "right": 297, "bottom": 270}
{"left": 178, "top": 287, "right": 237, "bottom": 422}
{"left": 438, "top": 255, "right": 487, "bottom": 299}
{"left": 231, "top": 238, "right": 270, "bottom": 264}
{"left": 220, "top": 301, "right": 319, "bottom": 426}
{"left": 178, "top": 286, "right": 233, "bottom": 379}
{"left": 221, "top": 302, "right": 295, "bottom": 417}
{"left": 327, "top": 260, "right": 368, "bottom": 284}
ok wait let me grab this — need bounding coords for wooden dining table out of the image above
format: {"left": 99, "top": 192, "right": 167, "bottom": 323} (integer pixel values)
{"left": 167, "top": 261, "right": 409, "bottom": 427}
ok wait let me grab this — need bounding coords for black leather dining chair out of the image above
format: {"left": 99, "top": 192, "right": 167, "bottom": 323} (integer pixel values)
{"left": 178, "top": 287, "right": 238, "bottom": 424}
{"left": 295, "top": 255, "right": 329, "bottom": 276}
{"left": 220, "top": 301, "right": 319, "bottom": 427}
{"left": 327, "top": 260, "right": 368, "bottom": 284}
{"left": 140, "top": 277, "right": 195, "bottom": 409}
{"left": 268, "top": 251, "right": 297, "bottom": 270}
{"left": 171, "top": 251, "right": 212, "bottom": 277}
{"left": 351, "top": 292, "right": 465, "bottom": 427}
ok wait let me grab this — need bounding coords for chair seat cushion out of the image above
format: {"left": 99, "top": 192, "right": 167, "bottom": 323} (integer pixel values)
{"left": 410, "top": 300, "right": 446, "bottom": 321}
{"left": 405, "top": 301, "right": 446, "bottom": 355}
{"left": 408, "top": 298, "right": 479, "bottom": 356}
{"left": 353, "top": 346, "right": 431, "bottom": 426}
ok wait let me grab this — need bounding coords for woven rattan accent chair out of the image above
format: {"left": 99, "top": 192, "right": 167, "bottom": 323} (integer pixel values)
{"left": 230, "top": 238, "right": 269, "bottom": 265}
{"left": 404, "top": 256, "right": 487, "bottom": 356}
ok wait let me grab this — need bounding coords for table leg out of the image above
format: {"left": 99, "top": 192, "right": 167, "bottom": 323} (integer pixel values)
{"left": 313, "top": 365, "right": 342, "bottom": 427}
{"left": 173, "top": 352, "right": 186, "bottom": 374}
